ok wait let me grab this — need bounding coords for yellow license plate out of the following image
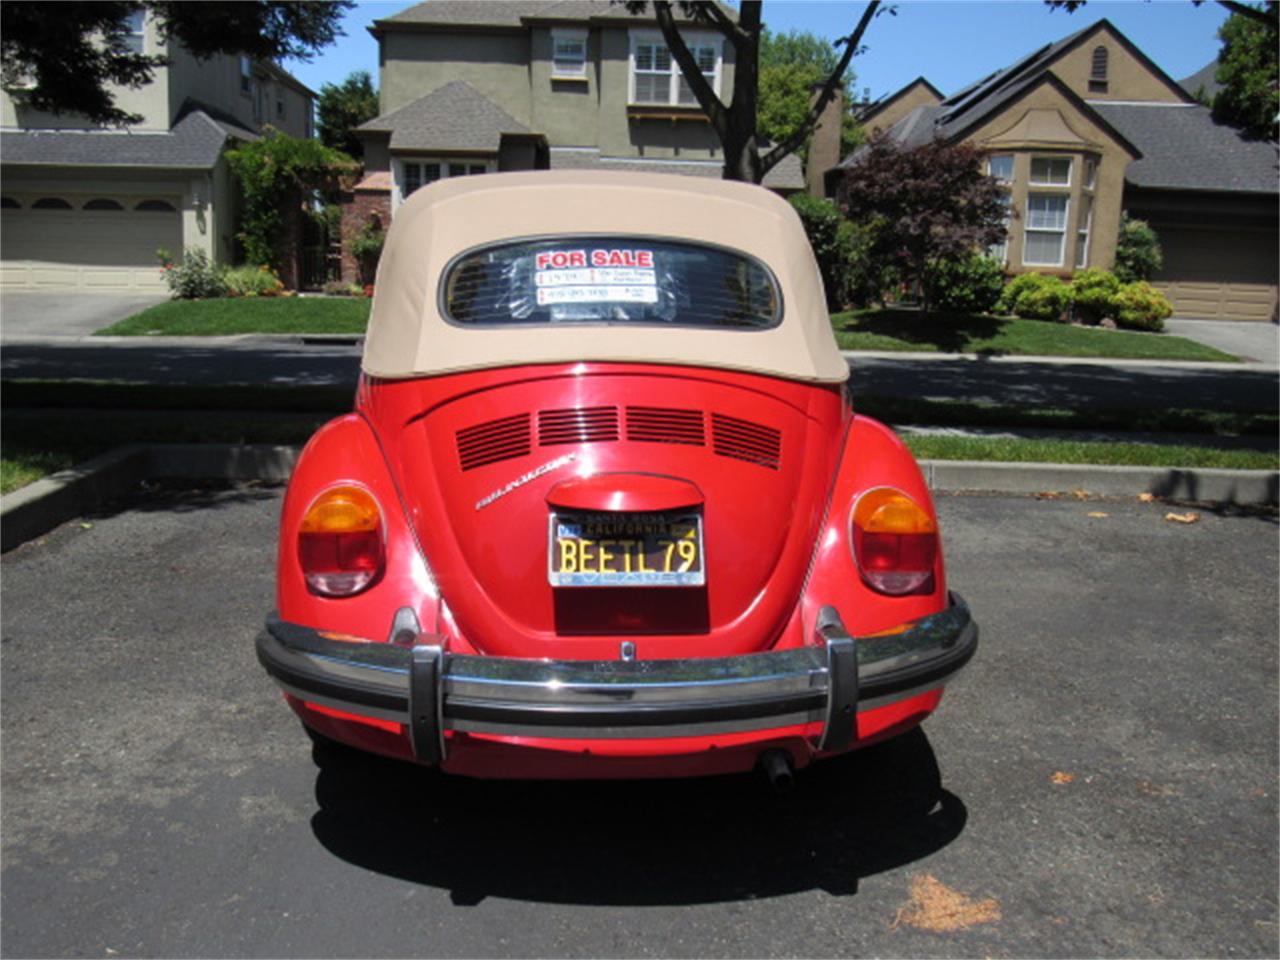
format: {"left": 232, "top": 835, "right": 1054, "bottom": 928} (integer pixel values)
{"left": 548, "top": 511, "right": 705, "bottom": 587}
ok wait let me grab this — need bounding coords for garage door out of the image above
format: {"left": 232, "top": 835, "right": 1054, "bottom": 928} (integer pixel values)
{"left": 1, "top": 194, "right": 182, "bottom": 292}
{"left": 1151, "top": 224, "right": 1279, "bottom": 322}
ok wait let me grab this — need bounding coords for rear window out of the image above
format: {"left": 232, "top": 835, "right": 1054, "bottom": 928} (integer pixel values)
{"left": 443, "top": 237, "right": 780, "bottom": 329}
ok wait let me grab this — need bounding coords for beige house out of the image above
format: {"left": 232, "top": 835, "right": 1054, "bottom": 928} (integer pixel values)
{"left": 342, "top": 0, "right": 805, "bottom": 281}
{"left": 0, "top": 9, "right": 315, "bottom": 293}
{"left": 834, "top": 19, "right": 1278, "bottom": 322}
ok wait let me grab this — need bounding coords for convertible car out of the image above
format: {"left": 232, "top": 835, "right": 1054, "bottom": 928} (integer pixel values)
{"left": 256, "top": 171, "right": 977, "bottom": 785}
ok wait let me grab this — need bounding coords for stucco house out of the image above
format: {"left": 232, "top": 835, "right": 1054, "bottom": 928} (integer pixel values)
{"left": 0, "top": 9, "right": 315, "bottom": 293}
{"left": 341, "top": 0, "right": 807, "bottom": 282}
{"left": 834, "top": 18, "right": 1278, "bottom": 322}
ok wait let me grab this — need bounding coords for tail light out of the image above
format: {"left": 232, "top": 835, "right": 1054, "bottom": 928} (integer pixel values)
{"left": 298, "top": 485, "right": 385, "bottom": 596}
{"left": 850, "top": 487, "right": 937, "bottom": 596}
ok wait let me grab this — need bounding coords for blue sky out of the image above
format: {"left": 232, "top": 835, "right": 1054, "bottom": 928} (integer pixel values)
{"left": 284, "top": 0, "right": 1230, "bottom": 100}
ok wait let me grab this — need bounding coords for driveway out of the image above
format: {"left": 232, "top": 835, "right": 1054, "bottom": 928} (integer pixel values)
{"left": 1165, "top": 318, "right": 1280, "bottom": 366}
{"left": 1, "top": 487, "right": 1276, "bottom": 958}
{"left": 0, "top": 291, "right": 167, "bottom": 340}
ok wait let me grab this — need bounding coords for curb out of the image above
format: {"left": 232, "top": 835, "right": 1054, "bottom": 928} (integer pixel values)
{"left": 2, "top": 443, "right": 1276, "bottom": 553}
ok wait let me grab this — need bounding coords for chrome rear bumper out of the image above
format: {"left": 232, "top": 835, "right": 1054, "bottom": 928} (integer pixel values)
{"left": 256, "top": 595, "right": 977, "bottom": 764}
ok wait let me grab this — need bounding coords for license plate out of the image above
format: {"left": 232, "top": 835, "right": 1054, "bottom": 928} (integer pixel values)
{"left": 548, "top": 511, "right": 705, "bottom": 587}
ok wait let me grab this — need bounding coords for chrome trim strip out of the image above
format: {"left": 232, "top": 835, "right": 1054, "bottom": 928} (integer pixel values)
{"left": 274, "top": 681, "right": 409, "bottom": 724}
{"left": 450, "top": 708, "right": 825, "bottom": 740}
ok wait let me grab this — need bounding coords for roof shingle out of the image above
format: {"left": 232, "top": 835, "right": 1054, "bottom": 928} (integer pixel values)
{"left": 0, "top": 109, "right": 233, "bottom": 169}
{"left": 358, "top": 81, "right": 529, "bottom": 152}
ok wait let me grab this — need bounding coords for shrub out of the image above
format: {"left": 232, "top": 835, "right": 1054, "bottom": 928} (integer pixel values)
{"left": 349, "top": 220, "right": 385, "bottom": 286}
{"left": 223, "top": 265, "right": 285, "bottom": 298}
{"left": 998, "top": 272, "right": 1070, "bottom": 321}
{"left": 157, "top": 247, "right": 226, "bottom": 300}
{"left": 1112, "top": 281, "right": 1173, "bottom": 332}
{"left": 1113, "top": 213, "right": 1163, "bottom": 283}
{"left": 1069, "top": 268, "right": 1122, "bottom": 324}
{"left": 923, "top": 255, "right": 1005, "bottom": 314}
{"left": 789, "top": 194, "right": 860, "bottom": 310}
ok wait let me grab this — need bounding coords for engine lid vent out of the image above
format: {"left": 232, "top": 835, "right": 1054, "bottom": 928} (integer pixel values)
{"left": 456, "top": 413, "right": 531, "bottom": 470}
{"left": 711, "top": 413, "right": 781, "bottom": 470}
{"left": 626, "top": 406, "right": 706, "bottom": 446}
{"left": 539, "top": 406, "right": 619, "bottom": 446}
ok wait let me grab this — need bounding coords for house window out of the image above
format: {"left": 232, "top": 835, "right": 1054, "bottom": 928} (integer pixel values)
{"left": 631, "top": 34, "right": 720, "bottom": 106}
{"left": 987, "top": 154, "right": 1014, "bottom": 184}
{"left": 1029, "top": 156, "right": 1072, "bottom": 186}
{"left": 552, "top": 29, "right": 588, "bottom": 79}
{"left": 1024, "top": 194, "right": 1069, "bottom": 267}
{"left": 32, "top": 197, "right": 73, "bottom": 210}
{"left": 135, "top": 199, "right": 177, "bottom": 212}
{"left": 276, "top": 95, "right": 285, "bottom": 119}
{"left": 1083, "top": 156, "right": 1098, "bottom": 190}
{"left": 1089, "top": 46, "right": 1108, "bottom": 94}
{"left": 123, "top": 9, "right": 146, "bottom": 54}
{"left": 84, "top": 198, "right": 124, "bottom": 210}
{"left": 400, "top": 159, "right": 490, "bottom": 200}
{"left": 1, "top": 197, "right": 20, "bottom": 209}
{"left": 1075, "top": 195, "right": 1093, "bottom": 269}
{"left": 988, "top": 193, "right": 1012, "bottom": 264}
{"left": 239, "top": 57, "right": 252, "bottom": 94}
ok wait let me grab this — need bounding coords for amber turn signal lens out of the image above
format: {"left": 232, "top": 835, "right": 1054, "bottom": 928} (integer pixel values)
{"left": 299, "top": 486, "right": 385, "bottom": 597}
{"left": 850, "top": 488, "right": 938, "bottom": 596}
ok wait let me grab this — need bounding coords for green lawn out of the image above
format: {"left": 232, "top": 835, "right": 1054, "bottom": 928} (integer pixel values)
{"left": 905, "top": 435, "right": 1278, "bottom": 470}
{"left": 832, "top": 309, "right": 1238, "bottom": 363}
{"left": 95, "top": 297, "right": 371, "bottom": 336}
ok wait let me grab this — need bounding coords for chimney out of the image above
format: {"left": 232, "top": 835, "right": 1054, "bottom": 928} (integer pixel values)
{"left": 806, "top": 83, "right": 843, "bottom": 199}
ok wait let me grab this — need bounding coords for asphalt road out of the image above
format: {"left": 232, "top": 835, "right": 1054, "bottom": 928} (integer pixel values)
{"left": 2, "top": 488, "right": 1277, "bottom": 958}
{"left": 2, "top": 337, "right": 1278, "bottom": 413}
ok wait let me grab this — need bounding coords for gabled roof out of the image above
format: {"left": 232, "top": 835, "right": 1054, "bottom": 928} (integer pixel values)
{"left": 856, "top": 77, "right": 943, "bottom": 123}
{"left": 357, "top": 81, "right": 530, "bottom": 152}
{"left": 1179, "top": 61, "right": 1222, "bottom": 101}
{"left": 0, "top": 108, "right": 235, "bottom": 169}
{"left": 374, "top": 0, "right": 733, "bottom": 31}
{"left": 837, "top": 72, "right": 1141, "bottom": 169}
{"left": 927, "top": 17, "right": 1191, "bottom": 142}
{"left": 1091, "top": 103, "right": 1277, "bottom": 194}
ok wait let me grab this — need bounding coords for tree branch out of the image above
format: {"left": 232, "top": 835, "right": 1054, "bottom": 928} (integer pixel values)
{"left": 760, "top": 0, "right": 880, "bottom": 174}
{"left": 698, "top": 0, "right": 747, "bottom": 43}
{"left": 651, "top": 1, "right": 728, "bottom": 134}
{"left": 1215, "top": 0, "right": 1279, "bottom": 31}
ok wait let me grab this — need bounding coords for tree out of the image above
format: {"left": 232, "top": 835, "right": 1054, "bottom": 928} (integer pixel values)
{"left": 1211, "top": 3, "right": 1279, "bottom": 140}
{"left": 225, "top": 131, "right": 356, "bottom": 273}
{"left": 624, "top": 0, "right": 885, "bottom": 182}
{"left": 1047, "top": 0, "right": 1278, "bottom": 32}
{"left": 0, "top": 1, "right": 352, "bottom": 126}
{"left": 758, "top": 29, "right": 861, "bottom": 161}
{"left": 317, "top": 70, "right": 379, "bottom": 159}
{"left": 835, "top": 136, "right": 1009, "bottom": 312}
{"left": 1113, "top": 212, "right": 1163, "bottom": 282}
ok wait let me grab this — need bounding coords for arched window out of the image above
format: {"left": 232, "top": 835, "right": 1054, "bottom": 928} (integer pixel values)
{"left": 134, "top": 199, "right": 176, "bottom": 212}
{"left": 0, "top": 197, "right": 20, "bottom": 209}
{"left": 32, "top": 197, "right": 73, "bottom": 210}
{"left": 84, "top": 198, "right": 124, "bottom": 211}
{"left": 1089, "top": 46, "right": 1109, "bottom": 93}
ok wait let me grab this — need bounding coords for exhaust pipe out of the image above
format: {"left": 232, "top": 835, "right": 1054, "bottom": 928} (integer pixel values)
{"left": 757, "top": 749, "right": 795, "bottom": 794}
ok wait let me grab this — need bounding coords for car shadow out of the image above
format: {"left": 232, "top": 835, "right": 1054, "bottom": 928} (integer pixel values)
{"left": 308, "top": 727, "right": 967, "bottom": 906}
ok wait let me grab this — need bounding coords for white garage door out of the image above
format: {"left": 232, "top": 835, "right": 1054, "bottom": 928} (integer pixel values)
{"left": 1, "top": 194, "right": 183, "bottom": 292}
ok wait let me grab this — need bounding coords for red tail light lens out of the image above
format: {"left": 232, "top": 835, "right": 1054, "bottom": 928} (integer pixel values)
{"left": 298, "top": 485, "right": 384, "bottom": 596}
{"left": 851, "top": 488, "right": 938, "bottom": 596}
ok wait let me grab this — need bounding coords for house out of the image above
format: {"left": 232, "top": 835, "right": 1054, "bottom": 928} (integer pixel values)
{"left": 342, "top": 0, "right": 808, "bottom": 282}
{"left": 831, "top": 19, "right": 1278, "bottom": 322}
{"left": 0, "top": 8, "right": 315, "bottom": 293}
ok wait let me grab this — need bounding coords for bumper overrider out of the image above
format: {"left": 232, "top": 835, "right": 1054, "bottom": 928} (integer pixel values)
{"left": 256, "top": 595, "right": 978, "bottom": 764}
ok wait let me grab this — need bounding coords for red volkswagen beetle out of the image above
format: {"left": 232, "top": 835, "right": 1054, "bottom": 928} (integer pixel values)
{"left": 257, "top": 171, "right": 977, "bottom": 784}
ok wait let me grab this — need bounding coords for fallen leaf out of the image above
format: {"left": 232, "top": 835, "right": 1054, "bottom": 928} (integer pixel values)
{"left": 79, "top": 522, "right": 93, "bottom": 530}
{"left": 1050, "top": 771, "right": 1075, "bottom": 785}
{"left": 1138, "top": 493, "right": 1156, "bottom": 502}
{"left": 1086, "top": 511, "right": 1109, "bottom": 518}
{"left": 892, "top": 874, "right": 1001, "bottom": 932}
{"left": 1071, "top": 488, "right": 1090, "bottom": 500}
{"left": 1035, "top": 491, "right": 1063, "bottom": 500}
{"left": 1165, "top": 512, "right": 1200, "bottom": 524}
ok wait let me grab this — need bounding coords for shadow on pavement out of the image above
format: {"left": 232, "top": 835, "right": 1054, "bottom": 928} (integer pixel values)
{"left": 308, "top": 726, "right": 967, "bottom": 906}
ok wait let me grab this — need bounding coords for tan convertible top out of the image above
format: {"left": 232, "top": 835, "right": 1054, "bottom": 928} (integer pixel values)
{"left": 362, "top": 170, "right": 848, "bottom": 383}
